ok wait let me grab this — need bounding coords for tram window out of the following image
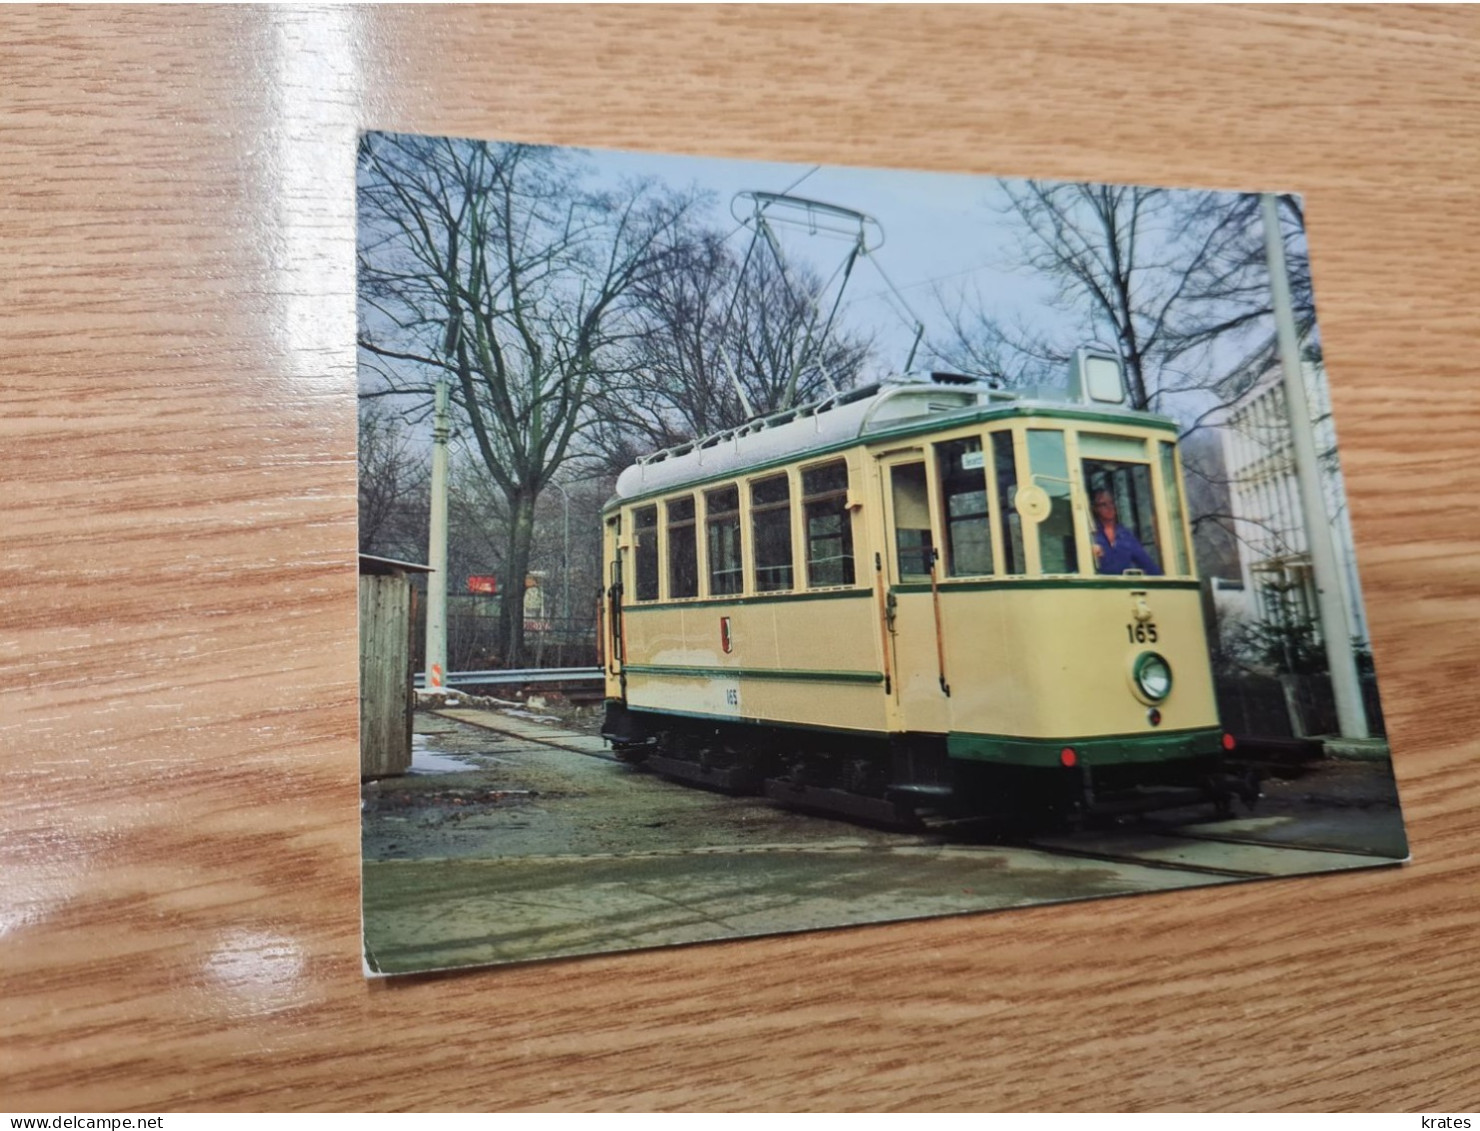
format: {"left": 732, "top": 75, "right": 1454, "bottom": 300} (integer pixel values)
{"left": 890, "top": 461, "right": 934, "bottom": 579}
{"left": 1160, "top": 441, "right": 1191, "bottom": 576}
{"left": 802, "top": 461, "right": 854, "bottom": 587}
{"left": 936, "top": 437, "right": 992, "bottom": 576}
{"left": 705, "top": 485, "right": 743, "bottom": 596}
{"left": 990, "top": 431, "right": 1025, "bottom": 575}
{"left": 1027, "top": 430, "right": 1079, "bottom": 575}
{"left": 666, "top": 495, "right": 698, "bottom": 598}
{"left": 633, "top": 505, "right": 659, "bottom": 601}
{"left": 1082, "top": 458, "right": 1163, "bottom": 576}
{"left": 1079, "top": 432, "right": 1148, "bottom": 462}
{"left": 751, "top": 474, "right": 794, "bottom": 591}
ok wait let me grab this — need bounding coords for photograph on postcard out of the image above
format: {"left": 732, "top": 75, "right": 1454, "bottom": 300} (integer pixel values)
{"left": 356, "top": 131, "right": 1407, "bottom": 976}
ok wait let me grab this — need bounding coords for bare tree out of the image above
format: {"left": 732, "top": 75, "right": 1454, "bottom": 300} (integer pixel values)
{"left": 952, "top": 182, "right": 1170, "bottom": 406}
{"left": 357, "top": 132, "right": 694, "bottom": 663}
{"left": 934, "top": 181, "right": 1288, "bottom": 414}
{"left": 584, "top": 227, "right": 872, "bottom": 473}
{"left": 1164, "top": 192, "right": 1317, "bottom": 406}
{"left": 357, "top": 399, "right": 429, "bottom": 560}
{"left": 932, "top": 286, "right": 1053, "bottom": 387}
{"left": 728, "top": 253, "right": 872, "bottom": 412}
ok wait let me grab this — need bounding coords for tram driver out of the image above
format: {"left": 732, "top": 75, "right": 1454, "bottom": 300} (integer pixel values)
{"left": 1089, "top": 488, "right": 1162, "bottom": 576}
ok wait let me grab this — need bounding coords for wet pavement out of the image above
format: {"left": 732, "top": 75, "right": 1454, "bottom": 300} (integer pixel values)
{"left": 361, "top": 709, "right": 1408, "bottom": 975}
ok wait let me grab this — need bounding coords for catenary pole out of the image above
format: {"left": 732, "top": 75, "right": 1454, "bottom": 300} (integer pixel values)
{"left": 425, "top": 374, "right": 450, "bottom": 690}
{"left": 1261, "top": 193, "right": 1368, "bottom": 739}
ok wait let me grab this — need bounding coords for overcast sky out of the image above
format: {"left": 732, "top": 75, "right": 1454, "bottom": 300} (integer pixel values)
{"left": 577, "top": 142, "right": 1077, "bottom": 376}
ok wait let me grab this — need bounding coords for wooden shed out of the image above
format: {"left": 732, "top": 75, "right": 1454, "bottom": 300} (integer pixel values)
{"left": 359, "top": 554, "right": 431, "bottom": 779}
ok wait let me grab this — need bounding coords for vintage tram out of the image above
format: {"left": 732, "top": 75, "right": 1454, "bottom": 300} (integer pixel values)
{"left": 599, "top": 356, "right": 1243, "bottom": 824}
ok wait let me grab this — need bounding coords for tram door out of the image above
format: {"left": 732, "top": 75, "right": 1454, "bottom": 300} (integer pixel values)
{"left": 877, "top": 452, "right": 950, "bottom": 732}
{"left": 603, "top": 515, "right": 625, "bottom": 693}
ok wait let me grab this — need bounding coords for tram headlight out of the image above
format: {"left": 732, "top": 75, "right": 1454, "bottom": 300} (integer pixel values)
{"left": 1133, "top": 652, "right": 1173, "bottom": 701}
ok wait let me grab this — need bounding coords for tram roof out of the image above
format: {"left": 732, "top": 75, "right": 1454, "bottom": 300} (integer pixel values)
{"left": 609, "top": 377, "right": 1179, "bottom": 505}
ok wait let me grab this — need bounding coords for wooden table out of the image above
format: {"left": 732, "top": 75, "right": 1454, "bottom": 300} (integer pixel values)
{"left": 3, "top": 6, "right": 1477, "bottom": 1111}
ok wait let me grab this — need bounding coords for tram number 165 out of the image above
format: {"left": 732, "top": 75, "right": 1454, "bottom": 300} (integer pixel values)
{"left": 1126, "top": 622, "right": 1160, "bottom": 644}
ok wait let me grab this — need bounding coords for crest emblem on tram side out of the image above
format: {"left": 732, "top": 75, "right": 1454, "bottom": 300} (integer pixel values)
{"left": 720, "top": 616, "right": 733, "bottom": 654}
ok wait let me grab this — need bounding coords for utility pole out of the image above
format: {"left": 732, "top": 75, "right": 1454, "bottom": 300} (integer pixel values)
{"left": 550, "top": 481, "right": 572, "bottom": 667}
{"left": 1261, "top": 193, "right": 1368, "bottom": 739}
{"left": 425, "top": 373, "right": 450, "bottom": 690}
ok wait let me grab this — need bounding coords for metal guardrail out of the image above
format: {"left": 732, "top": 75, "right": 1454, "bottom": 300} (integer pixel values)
{"left": 415, "top": 667, "right": 603, "bottom": 689}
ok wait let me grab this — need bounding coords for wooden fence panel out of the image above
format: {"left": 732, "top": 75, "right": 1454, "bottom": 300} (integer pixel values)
{"left": 359, "top": 574, "right": 412, "bottom": 778}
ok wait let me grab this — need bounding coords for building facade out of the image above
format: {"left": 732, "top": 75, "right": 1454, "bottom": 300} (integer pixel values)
{"left": 1218, "top": 360, "right": 1369, "bottom": 670}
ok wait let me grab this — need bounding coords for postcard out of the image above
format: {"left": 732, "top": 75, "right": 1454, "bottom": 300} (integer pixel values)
{"left": 356, "top": 132, "right": 1406, "bottom": 975}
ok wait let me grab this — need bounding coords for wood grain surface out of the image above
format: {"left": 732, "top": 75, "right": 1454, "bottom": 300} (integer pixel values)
{"left": 3, "top": 5, "right": 1478, "bottom": 1112}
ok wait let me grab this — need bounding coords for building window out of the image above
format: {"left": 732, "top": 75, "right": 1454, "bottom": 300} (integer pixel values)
{"left": 706, "top": 485, "right": 743, "bottom": 596}
{"left": 936, "top": 437, "right": 992, "bottom": 576}
{"left": 750, "top": 474, "right": 794, "bottom": 592}
{"left": 633, "top": 505, "right": 659, "bottom": 601}
{"left": 802, "top": 461, "right": 854, "bottom": 587}
{"left": 666, "top": 495, "right": 698, "bottom": 598}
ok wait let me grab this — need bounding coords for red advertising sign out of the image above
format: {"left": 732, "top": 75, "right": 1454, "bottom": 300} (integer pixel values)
{"left": 466, "top": 575, "right": 498, "bottom": 594}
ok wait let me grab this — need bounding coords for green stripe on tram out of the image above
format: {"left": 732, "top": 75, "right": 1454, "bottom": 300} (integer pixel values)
{"left": 626, "top": 588, "right": 871, "bottom": 611}
{"left": 622, "top": 664, "right": 884, "bottom": 685}
{"left": 891, "top": 578, "right": 1202, "bottom": 594}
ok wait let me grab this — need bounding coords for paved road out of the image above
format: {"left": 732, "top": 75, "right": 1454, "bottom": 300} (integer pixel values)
{"left": 361, "top": 709, "right": 1406, "bottom": 975}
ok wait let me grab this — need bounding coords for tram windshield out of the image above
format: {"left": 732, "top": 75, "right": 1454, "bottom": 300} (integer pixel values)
{"left": 1082, "top": 458, "right": 1163, "bottom": 576}
{"left": 1027, "top": 429, "right": 1079, "bottom": 575}
{"left": 918, "top": 424, "right": 1191, "bottom": 582}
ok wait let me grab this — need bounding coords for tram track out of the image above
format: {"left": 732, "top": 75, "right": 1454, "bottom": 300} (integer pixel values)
{"left": 1147, "top": 825, "right": 1401, "bottom": 860}
{"left": 1017, "top": 837, "right": 1285, "bottom": 880}
{"left": 430, "top": 708, "right": 622, "bottom": 763}
{"left": 1020, "top": 828, "right": 1399, "bottom": 881}
{"left": 425, "top": 711, "right": 1402, "bottom": 883}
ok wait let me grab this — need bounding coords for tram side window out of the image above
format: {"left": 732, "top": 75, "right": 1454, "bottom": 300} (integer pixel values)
{"left": 936, "top": 437, "right": 992, "bottom": 576}
{"left": 666, "top": 495, "right": 698, "bottom": 598}
{"left": 705, "top": 485, "right": 743, "bottom": 596}
{"left": 751, "top": 474, "right": 794, "bottom": 591}
{"left": 890, "top": 461, "right": 934, "bottom": 579}
{"left": 802, "top": 461, "right": 854, "bottom": 587}
{"left": 1082, "top": 458, "right": 1163, "bottom": 576}
{"left": 633, "top": 505, "right": 659, "bottom": 601}
{"left": 1026, "top": 429, "right": 1079, "bottom": 575}
{"left": 1159, "top": 441, "right": 1191, "bottom": 576}
{"left": 990, "top": 431, "right": 1026, "bottom": 575}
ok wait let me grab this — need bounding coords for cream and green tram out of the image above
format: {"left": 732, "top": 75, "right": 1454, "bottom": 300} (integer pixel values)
{"left": 600, "top": 374, "right": 1239, "bottom": 822}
